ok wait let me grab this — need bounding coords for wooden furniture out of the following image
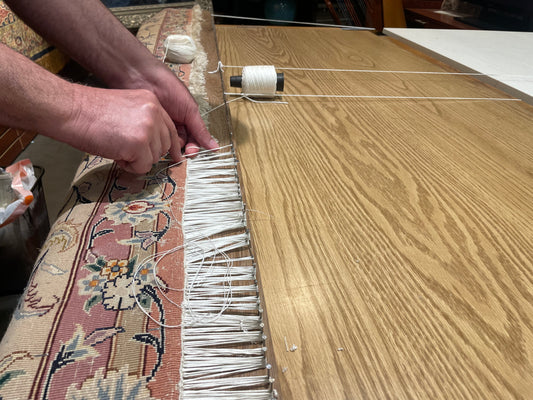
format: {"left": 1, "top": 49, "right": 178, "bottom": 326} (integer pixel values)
{"left": 401, "top": 0, "right": 476, "bottom": 29}
{"left": 404, "top": 8, "right": 476, "bottom": 29}
{"left": 217, "top": 25, "right": 533, "bottom": 399}
{"left": 324, "top": 0, "right": 385, "bottom": 32}
{"left": 0, "top": 128, "right": 36, "bottom": 167}
{"left": 322, "top": 0, "right": 406, "bottom": 33}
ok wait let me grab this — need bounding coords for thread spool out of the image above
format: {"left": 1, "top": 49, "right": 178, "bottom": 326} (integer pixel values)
{"left": 230, "top": 65, "right": 284, "bottom": 98}
{"left": 163, "top": 34, "right": 197, "bottom": 64}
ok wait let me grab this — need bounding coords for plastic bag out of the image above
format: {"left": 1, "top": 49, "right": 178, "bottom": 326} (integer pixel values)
{"left": 0, "top": 159, "right": 36, "bottom": 227}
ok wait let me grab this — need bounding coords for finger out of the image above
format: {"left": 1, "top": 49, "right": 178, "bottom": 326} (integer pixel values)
{"left": 184, "top": 140, "right": 200, "bottom": 157}
{"left": 177, "top": 125, "right": 187, "bottom": 149}
{"left": 149, "top": 108, "right": 175, "bottom": 164}
{"left": 117, "top": 158, "right": 152, "bottom": 175}
{"left": 131, "top": 157, "right": 154, "bottom": 174}
{"left": 168, "top": 124, "right": 183, "bottom": 163}
{"left": 149, "top": 135, "right": 162, "bottom": 165}
{"left": 183, "top": 102, "right": 218, "bottom": 151}
{"left": 116, "top": 160, "right": 128, "bottom": 171}
{"left": 159, "top": 107, "right": 175, "bottom": 156}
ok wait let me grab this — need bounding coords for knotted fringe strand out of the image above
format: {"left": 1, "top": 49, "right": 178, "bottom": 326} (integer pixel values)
{"left": 180, "top": 149, "right": 276, "bottom": 399}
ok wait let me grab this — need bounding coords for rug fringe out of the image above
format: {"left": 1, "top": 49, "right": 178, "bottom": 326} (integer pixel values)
{"left": 180, "top": 149, "right": 275, "bottom": 399}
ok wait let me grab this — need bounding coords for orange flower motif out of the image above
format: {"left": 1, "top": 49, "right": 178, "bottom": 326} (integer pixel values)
{"left": 89, "top": 279, "right": 100, "bottom": 288}
{"left": 101, "top": 259, "right": 129, "bottom": 280}
{"left": 122, "top": 200, "right": 155, "bottom": 215}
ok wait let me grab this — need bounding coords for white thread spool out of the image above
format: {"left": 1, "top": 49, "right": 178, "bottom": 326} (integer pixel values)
{"left": 163, "top": 34, "right": 197, "bottom": 64}
{"left": 230, "top": 65, "right": 284, "bottom": 98}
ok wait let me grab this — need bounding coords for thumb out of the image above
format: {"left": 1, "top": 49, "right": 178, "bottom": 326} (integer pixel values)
{"left": 183, "top": 102, "right": 218, "bottom": 151}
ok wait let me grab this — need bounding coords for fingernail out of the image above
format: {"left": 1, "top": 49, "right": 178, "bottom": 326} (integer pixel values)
{"left": 208, "top": 138, "right": 219, "bottom": 149}
{"left": 188, "top": 145, "right": 200, "bottom": 156}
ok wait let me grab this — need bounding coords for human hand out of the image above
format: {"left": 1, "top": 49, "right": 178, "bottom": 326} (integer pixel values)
{"left": 122, "top": 65, "right": 218, "bottom": 157}
{"left": 66, "top": 86, "right": 181, "bottom": 174}
{"left": 0, "top": 1, "right": 216, "bottom": 174}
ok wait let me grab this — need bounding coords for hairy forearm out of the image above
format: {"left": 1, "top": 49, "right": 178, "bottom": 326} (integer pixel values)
{"left": 5, "top": 0, "right": 160, "bottom": 89}
{"left": 0, "top": 43, "right": 76, "bottom": 137}
{"left": 0, "top": 42, "right": 183, "bottom": 173}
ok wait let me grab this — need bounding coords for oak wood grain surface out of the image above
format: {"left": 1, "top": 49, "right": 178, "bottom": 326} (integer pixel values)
{"left": 216, "top": 26, "right": 533, "bottom": 399}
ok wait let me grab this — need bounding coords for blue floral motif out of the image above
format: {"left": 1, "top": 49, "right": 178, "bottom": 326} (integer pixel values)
{"left": 137, "top": 262, "right": 154, "bottom": 283}
{"left": 78, "top": 272, "right": 106, "bottom": 295}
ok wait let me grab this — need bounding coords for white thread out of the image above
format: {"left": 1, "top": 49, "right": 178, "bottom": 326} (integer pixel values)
{"left": 201, "top": 95, "right": 245, "bottom": 116}
{"left": 211, "top": 13, "right": 374, "bottom": 31}
{"left": 181, "top": 149, "right": 273, "bottom": 398}
{"left": 219, "top": 63, "right": 533, "bottom": 80}
{"left": 224, "top": 92, "right": 519, "bottom": 102}
{"left": 208, "top": 61, "right": 225, "bottom": 74}
{"left": 209, "top": 62, "right": 522, "bottom": 106}
{"left": 129, "top": 148, "right": 274, "bottom": 397}
{"left": 243, "top": 96, "right": 288, "bottom": 105}
{"left": 163, "top": 34, "right": 197, "bottom": 64}
{"left": 131, "top": 147, "right": 248, "bottom": 329}
{"left": 242, "top": 66, "right": 279, "bottom": 98}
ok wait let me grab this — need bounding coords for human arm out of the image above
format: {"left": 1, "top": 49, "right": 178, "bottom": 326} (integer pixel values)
{"left": 0, "top": 42, "right": 178, "bottom": 173}
{"left": 4, "top": 0, "right": 217, "bottom": 159}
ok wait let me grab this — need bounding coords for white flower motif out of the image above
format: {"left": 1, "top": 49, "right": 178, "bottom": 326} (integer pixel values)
{"left": 104, "top": 189, "right": 168, "bottom": 226}
{"left": 102, "top": 275, "right": 141, "bottom": 311}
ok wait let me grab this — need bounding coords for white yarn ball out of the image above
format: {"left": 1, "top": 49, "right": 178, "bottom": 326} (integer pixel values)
{"left": 163, "top": 34, "right": 197, "bottom": 64}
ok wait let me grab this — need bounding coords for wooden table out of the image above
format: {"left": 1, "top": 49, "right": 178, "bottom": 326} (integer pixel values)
{"left": 216, "top": 26, "right": 533, "bottom": 399}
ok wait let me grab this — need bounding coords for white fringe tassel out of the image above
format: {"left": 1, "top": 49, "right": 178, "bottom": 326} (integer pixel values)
{"left": 180, "top": 149, "right": 276, "bottom": 399}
